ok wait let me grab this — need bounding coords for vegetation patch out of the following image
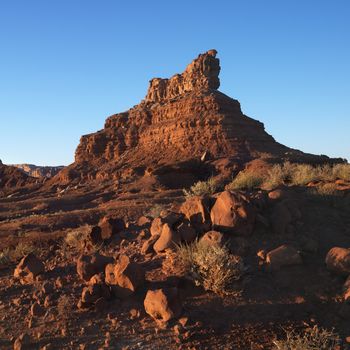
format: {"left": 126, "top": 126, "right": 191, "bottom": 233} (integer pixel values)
{"left": 273, "top": 326, "right": 340, "bottom": 350}
{"left": 183, "top": 177, "right": 219, "bottom": 197}
{"left": 176, "top": 240, "right": 244, "bottom": 295}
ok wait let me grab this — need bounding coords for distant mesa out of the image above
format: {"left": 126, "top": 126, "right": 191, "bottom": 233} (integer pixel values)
{"left": 11, "top": 164, "right": 64, "bottom": 179}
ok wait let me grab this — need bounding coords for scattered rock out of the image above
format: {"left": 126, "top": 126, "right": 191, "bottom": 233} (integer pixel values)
{"left": 177, "top": 221, "right": 197, "bottom": 243}
{"left": 77, "top": 253, "right": 114, "bottom": 282}
{"left": 30, "top": 302, "right": 45, "bottom": 317}
{"left": 144, "top": 288, "right": 182, "bottom": 322}
{"left": 153, "top": 223, "right": 180, "bottom": 253}
{"left": 180, "top": 196, "right": 211, "bottom": 232}
{"left": 141, "top": 235, "right": 159, "bottom": 255}
{"left": 150, "top": 217, "right": 164, "bottom": 236}
{"left": 14, "top": 333, "right": 31, "bottom": 350}
{"left": 199, "top": 231, "right": 224, "bottom": 246}
{"left": 105, "top": 255, "right": 145, "bottom": 297}
{"left": 266, "top": 245, "right": 302, "bottom": 270}
{"left": 326, "top": 247, "right": 350, "bottom": 275}
{"left": 14, "top": 253, "right": 45, "bottom": 284}
{"left": 210, "top": 191, "right": 256, "bottom": 235}
{"left": 81, "top": 282, "right": 111, "bottom": 306}
{"left": 99, "top": 216, "right": 125, "bottom": 240}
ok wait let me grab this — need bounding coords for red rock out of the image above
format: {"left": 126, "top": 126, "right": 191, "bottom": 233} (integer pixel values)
{"left": 144, "top": 288, "right": 182, "bottom": 322}
{"left": 137, "top": 216, "right": 151, "bottom": 227}
{"left": 41, "top": 281, "right": 54, "bottom": 295}
{"left": 150, "top": 217, "right": 164, "bottom": 236}
{"left": 266, "top": 245, "right": 302, "bottom": 270}
{"left": 81, "top": 283, "right": 110, "bottom": 305}
{"left": 180, "top": 196, "right": 211, "bottom": 232}
{"left": 270, "top": 202, "right": 292, "bottom": 235}
{"left": 30, "top": 302, "right": 45, "bottom": 317}
{"left": 105, "top": 255, "right": 145, "bottom": 298}
{"left": 210, "top": 191, "right": 256, "bottom": 235}
{"left": 326, "top": 247, "right": 350, "bottom": 275}
{"left": 177, "top": 221, "right": 197, "bottom": 243}
{"left": 153, "top": 223, "right": 180, "bottom": 253}
{"left": 98, "top": 216, "right": 125, "bottom": 240}
{"left": 76, "top": 253, "right": 113, "bottom": 282}
{"left": 141, "top": 235, "right": 160, "bottom": 255}
{"left": 14, "top": 253, "right": 45, "bottom": 284}
{"left": 199, "top": 231, "right": 224, "bottom": 246}
{"left": 13, "top": 333, "right": 31, "bottom": 350}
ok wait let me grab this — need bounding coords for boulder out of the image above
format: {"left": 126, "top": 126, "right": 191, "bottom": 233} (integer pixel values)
{"left": 13, "top": 333, "right": 31, "bottom": 350}
{"left": 150, "top": 217, "right": 164, "bottom": 236}
{"left": 105, "top": 255, "right": 145, "bottom": 298}
{"left": 153, "top": 223, "right": 180, "bottom": 253}
{"left": 266, "top": 245, "right": 302, "bottom": 270}
{"left": 177, "top": 221, "right": 197, "bottom": 243}
{"left": 30, "top": 302, "right": 45, "bottom": 317}
{"left": 199, "top": 231, "right": 224, "bottom": 246}
{"left": 326, "top": 247, "right": 350, "bottom": 275}
{"left": 88, "top": 226, "right": 102, "bottom": 245}
{"left": 76, "top": 253, "right": 113, "bottom": 282}
{"left": 99, "top": 216, "right": 125, "bottom": 240}
{"left": 81, "top": 282, "right": 111, "bottom": 305}
{"left": 180, "top": 196, "right": 211, "bottom": 232}
{"left": 270, "top": 202, "right": 292, "bottom": 235}
{"left": 210, "top": 191, "right": 256, "bottom": 235}
{"left": 141, "top": 235, "right": 160, "bottom": 255}
{"left": 14, "top": 253, "right": 45, "bottom": 284}
{"left": 144, "top": 288, "right": 182, "bottom": 322}
{"left": 137, "top": 216, "right": 151, "bottom": 227}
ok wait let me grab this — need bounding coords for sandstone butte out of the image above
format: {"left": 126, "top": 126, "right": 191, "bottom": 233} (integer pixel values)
{"left": 0, "top": 50, "right": 342, "bottom": 190}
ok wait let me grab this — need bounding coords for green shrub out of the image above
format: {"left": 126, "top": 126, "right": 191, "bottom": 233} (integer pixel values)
{"left": 176, "top": 240, "right": 244, "bottom": 294}
{"left": 273, "top": 325, "right": 339, "bottom": 350}
{"left": 227, "top": 172, "right": 263, "bottom": 191}
{"left": 183, "top": 177, "right": 218, "bottom": 197}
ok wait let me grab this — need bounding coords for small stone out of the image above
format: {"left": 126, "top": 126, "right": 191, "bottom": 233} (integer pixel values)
{"left": 30, "top": 302, "right": 45, "bottom": 317}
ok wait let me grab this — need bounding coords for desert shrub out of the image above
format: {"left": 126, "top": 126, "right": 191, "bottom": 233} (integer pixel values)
{"left": 273, "top": 325, "right": 339, "bottom": 350}
{"left": 313, "top": 183, "right": 341, "bottom": 197}
{"left": 332, "top": 163, "right": 350, "bottom": 181}
{"left": 57, "top": 294, "right": 73, "bottom": 320}
{"left": 0, "top": 248, "right": 11, "bottom": 265}
{"left": 227, "top": 172, "right": 263, "bottom": 191}
{"left": 183, "top": 177, "right": 219, "bottom": 197}
{"left": 11, "top": 242, "right": 38, "bottom": 261}
{"left": 0, "top": 243, "right": 38, "bottom": 263}
{"left": 60, "top": 225, "right": 102, "bottom": 256}
{"left": 176, "top": 240, "right": 244, "bottom": 294}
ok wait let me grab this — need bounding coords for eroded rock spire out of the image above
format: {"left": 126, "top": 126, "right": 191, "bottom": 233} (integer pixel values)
{"left": 145, "top": 49, "right": 220, "bottom": 103}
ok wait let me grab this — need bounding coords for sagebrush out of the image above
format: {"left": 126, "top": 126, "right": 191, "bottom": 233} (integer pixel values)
{"left": 183, "top": 177, "right": 218, "bottom": 197}
{"left": 273, "top": 325, "right": 340, "bottom": 350}
{"left": 176, "top": 240, "right": 244, "bottom": 294}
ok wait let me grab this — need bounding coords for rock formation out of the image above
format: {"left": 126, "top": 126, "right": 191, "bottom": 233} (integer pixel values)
{"left": 0, "top": 161, "right": 36, "bottom": 190}
{"left": 59, "top": 50, "right": 339, "bottom": 184}
{"left": 12, "top": 164, "right": 64, "bottom": 178}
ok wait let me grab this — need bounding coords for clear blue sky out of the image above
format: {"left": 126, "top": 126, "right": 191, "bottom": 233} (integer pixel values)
{"left": 0, "top": 0, "right": 349, "bottom": 165}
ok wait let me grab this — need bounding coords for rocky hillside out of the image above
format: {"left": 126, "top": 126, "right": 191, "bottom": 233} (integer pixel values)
{"left": 0, "top": 159, "right": 36, "bottom": 190}
{"left": 12, "top": 164, "right": 64, "bottom": 178}
{"left": 59, "top": 50, "right": 339, "bottom": 185}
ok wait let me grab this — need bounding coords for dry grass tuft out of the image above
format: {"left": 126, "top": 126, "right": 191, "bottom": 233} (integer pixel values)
{"left": 183, "top": 177, "right": 219, "bottom": 197}
{"left": 57, "top": 294, "right": 73, "bottom": 320}
{"left": 176, "top": 240, "right": 244, "bottom": 294}
{"left": 0, "top": 242, "right": 38, "bottom": 264}
{"left": 227, "top": 172, "right": 264, "bottom": 190}
{"left": 273, "top": 325, "right": 340, "bottom": 350}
